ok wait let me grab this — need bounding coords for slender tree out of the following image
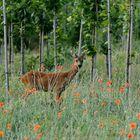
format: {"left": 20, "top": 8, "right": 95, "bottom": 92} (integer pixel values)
{"left": 91, "top": 0, "right": 98, "bottom": 82}
{"left": 20, "top": 21, "right": 25, "bottom": 75}
{"left": 46, "top": 33, "right": 50, "bottom": 60}
{"left": 39, "top": 24, "right": 45, "bottom": 70}
{"left": 3, "top": 0, "right": 9, "bottom": 98}
{"left": 53, "top": 11, "right": 57, "bottom": 71}
{"left": 78, "top": 17, "right": 83, "bottom": 56}
{"left": 39, "top": 12, "right": 45, "bottom": 69}
{"left": 0, "top": 44, "right": 2, "bottom": 64}
{"left": 10, "top": 21, "right": 14, "bottom": 78}
{"left": 107, "top": 0, "right": 112, "bottom": 80}
{"left": 126, "top": 0, "right": 134, "bottom": 96}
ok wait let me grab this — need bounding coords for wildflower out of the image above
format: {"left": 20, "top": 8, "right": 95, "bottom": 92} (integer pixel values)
{"left": 127, "top": 132, "right": 134, "bottom": 139}
{"left": 97, "top": 78, "right": 103, "bottom": 84}
{"left": 82, "top": 99, "right": 87, "bottom": 104}
{"left": 136, "top": 113, "right": 140, "bottom": 120}
{"left": 129, "top": 122, "right": 137, "bottom": 130}
{"left": 98, "top": 122, "right": 104, "bottom": 129}
{"left": 115, "top": 99, "right": 121, "bottom": 106}
{"left": 73, "top": 93, "right": 80, "bottom": 97}
{"left": 107, "top": 80, "right": 112, "bottom": 87}
{"left": 7, "top": 123, "right": 11, "bottom": 130}
{"left": 0, "top": 102, "right": 4, "bottom": 108}
{"left": 125, "top": 83, "right": 130, "bottom": 87}
{"left": 24, "top": 136, "right": 29, "bottom": 140}
{"left": 0, "top": 131, "right": 5, "bottom": 137}
{"left": 57, "top": 111, "right": 62, "bottom": 119}
{"left": 119, "top": 86, "right": 125, "bottom": 93}
{"left": 33, "top": 124, "right": 41, "bottom": 132}
{"left": 36, "top": 133, "right": 42, "bottom": 139}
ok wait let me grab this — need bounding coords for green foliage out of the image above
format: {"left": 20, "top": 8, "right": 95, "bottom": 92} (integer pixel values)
{"left": 44, "top": 56, "right": 54, "bottom": 71}
{"left": 26, "top": 55, "right": 39, "bottom": 71}
{"left": 0, "top": 0, "right": 138, "bottom": 57}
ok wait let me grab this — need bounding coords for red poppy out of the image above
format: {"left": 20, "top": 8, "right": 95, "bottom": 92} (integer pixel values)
{"left": 0, "top": 102, "right": 4, "bottom": 108}
{"left": 7, "top": 123, "right": 11, "bottom": 130}
{"left": 127, "top": 132, "right": 134, "bottom": 139}
{"left": 24, "top": 136, "right": 29, "bottom": 140}
{"left": 136, "top": 113, "right": 140, "bottom": 120}
{"left": 119, "top": 86, "right": 125, "bottom": 93}
{"left": 129, "top": 123, "right": 137, "bottom": 130}
{"left": 125, "top": 83, "right": 130, "bottom": 87}
{"left": 0, "top": 131, "right": 5, "bottom": 137}
{"left": 97, "top": 78, "right": 103, "bottom": 84}
{"left": 36, "top": 133, "right": 42, "bottom": 139}
{"left": 107, "top": 80, "right": 112, "bottom": 87}
{"left": 33, "top": 124, "right": 41, "bottom": 131}
{"left": 115, "top": 99, "right": 121, "bottom": 106}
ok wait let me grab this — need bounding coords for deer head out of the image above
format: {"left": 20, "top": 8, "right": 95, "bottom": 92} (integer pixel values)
{"left": 72, "top": 53, "right": 85, "bottom": 69}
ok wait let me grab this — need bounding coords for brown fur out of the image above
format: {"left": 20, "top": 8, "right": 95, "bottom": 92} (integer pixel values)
{"left": 20, "top": 54, "right": 85, "bottom": 100}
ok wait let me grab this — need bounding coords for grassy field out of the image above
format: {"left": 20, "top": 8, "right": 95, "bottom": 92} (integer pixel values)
{"left": 0, "top": 49, "right": 140, "bottom": 140}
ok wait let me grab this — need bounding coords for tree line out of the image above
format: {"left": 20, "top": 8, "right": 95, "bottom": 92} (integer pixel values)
{"left": 0, "top": 0, "right": 140, "bottom": 98}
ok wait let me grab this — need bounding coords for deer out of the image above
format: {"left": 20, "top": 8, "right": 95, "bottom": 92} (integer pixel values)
{"left": 20, "top": 53, "right": 85, "bottom": 103}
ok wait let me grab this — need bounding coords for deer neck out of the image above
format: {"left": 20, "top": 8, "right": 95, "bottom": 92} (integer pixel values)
{"left": 68, "top": 65, "right": 79, "bottom": 81}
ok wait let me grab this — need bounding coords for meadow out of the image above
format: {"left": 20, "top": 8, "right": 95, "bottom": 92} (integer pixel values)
{"left": 0, "top": 48, "right": 140, "bottom": 140}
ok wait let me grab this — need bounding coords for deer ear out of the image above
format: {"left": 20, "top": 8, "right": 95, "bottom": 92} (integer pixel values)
{"left": 72, "top": 53, "right": 78, "bottom": 58}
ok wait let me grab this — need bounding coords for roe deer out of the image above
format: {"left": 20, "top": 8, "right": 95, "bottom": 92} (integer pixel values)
{"left": 20, "top": 54, "right": 85, "bottom": 101}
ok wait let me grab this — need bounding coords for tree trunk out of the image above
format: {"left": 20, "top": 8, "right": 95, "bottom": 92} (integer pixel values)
{"left": 39, "top": 25, "right": 44, "bottom": 69}
{"left": 91, "top": 0, "right": 98, "bottom": 82}
{"left": 91, "top": 26, "right": 97, "bottom": 82}
{"left": 78, "top": 18, "right": 83, "bottom": 56}
{"left": 3, "top": 0, "right": 9, "bottom": 99}
{"left": 46, "top": 33, "right": 50, "bottom": 60}
{"left": 107, "top": 0, "right": 112, "bottom": 80}
{"left": 11, "top": 22, "right": 14, "bottom": 78}
{"left": 0, "top": 44, "right": 2, "bottom": 65}
{"left": 53, "top": 11, "right": 57, "bottom": 71}
{"left": 20, "top": 21, "right": 24, "bottom": 75}
{"left": 126, "top": 0, "right": 134, "bottom": 97}
{"left": 8, "top": 25, "right": 11, "bottom": 65}
{"left": 106, "top": 53, "right": 109, "bottom": 76}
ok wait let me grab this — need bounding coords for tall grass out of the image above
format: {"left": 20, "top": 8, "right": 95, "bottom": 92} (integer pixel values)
{"left": 0, "top": 49, "right": 140, "bottom": 140}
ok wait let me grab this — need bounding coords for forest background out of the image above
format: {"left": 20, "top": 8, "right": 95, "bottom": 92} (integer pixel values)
{"left": 0, "top": 0, "right": 140, "bottom": 139}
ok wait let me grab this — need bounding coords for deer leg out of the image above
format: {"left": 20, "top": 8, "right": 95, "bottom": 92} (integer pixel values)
{"left": 21, "top": 85, "right": 37, "bottom": 99}
{"left": 54, "top": 89, "right": 64, "bottom": 106}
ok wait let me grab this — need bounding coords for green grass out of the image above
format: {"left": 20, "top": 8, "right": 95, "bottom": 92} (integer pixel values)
{"left": 0, "top": 49, "right": 140, "bottom": 140}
